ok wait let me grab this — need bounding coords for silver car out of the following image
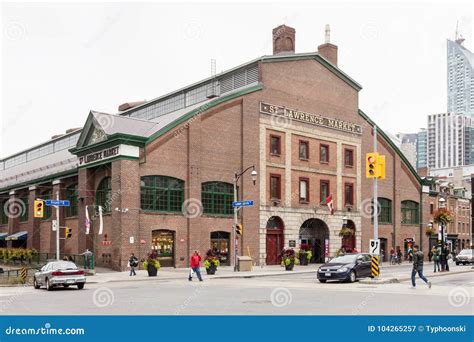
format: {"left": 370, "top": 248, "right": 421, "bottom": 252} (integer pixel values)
{"left": 455, "top": 249, "right": 474, "bottom": 265}
{"left": 33, "top": 261, "right": 86, "bottom": 291}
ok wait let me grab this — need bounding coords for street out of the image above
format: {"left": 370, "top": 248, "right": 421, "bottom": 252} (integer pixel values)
{"left": 1, "top": 264, "right": 472, "bottom": 315}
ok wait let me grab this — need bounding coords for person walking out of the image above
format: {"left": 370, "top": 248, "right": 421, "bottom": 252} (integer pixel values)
{"left": 444, "top": 244, "right": 450, "bottom": 272}
{"left": 188, "top": 250, "right": 203, "bottom": 282}
{"left": 411, "top": 245, "right": 431, "bottom": 289}
{"left": 432, "top": 246, "right": 440, "bottom": 272}
{"left": 129, "top": 253, "right": 138, "bottom": 276}
{"left": 396, "top": 248, "right": 403, "bottom": 265}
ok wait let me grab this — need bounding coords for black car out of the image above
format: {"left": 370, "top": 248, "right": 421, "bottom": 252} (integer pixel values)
{"left": 317, "top": 253, "right": 372, "bottom": 283}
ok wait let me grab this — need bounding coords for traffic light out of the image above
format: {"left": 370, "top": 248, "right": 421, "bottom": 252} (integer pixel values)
{"left": 366, "top": 152, "right": 379, "bottom": 178}
{"left": 34, "top": 200, "right": 44, "bottom": 218}
{"left": 65, "top": 227, "right": 72, "bottom": 239}
{"left": 378, "top": 155, "right": 386, "bottom": 180}
{"left": 236, "top": 224, "right": 243, "bottom": 236}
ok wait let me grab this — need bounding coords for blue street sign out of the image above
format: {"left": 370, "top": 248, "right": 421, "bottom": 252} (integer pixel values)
{"left": 232, "top": 200, "right": 254, "bottom": 208}
{"left": 45, "top": 200, "right": 70, "bottom": 207}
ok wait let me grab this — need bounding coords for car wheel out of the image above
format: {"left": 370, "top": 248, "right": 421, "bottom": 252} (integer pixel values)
{"left": 318, "top": 279, "right": 327, "bottom": 283}
{"left": 33, "top": 277, "right": 40, "bottom": 289}
{"left": 63, "top": 285, "right": 69, "bottom": 288}
{"left": 77, "top": 283, "right": 84, "bottom": 290}
{"left": 348, "top": 271, "right": 356, "bottom": 283}
{"left": 46, "top": 278, "right": 52, "bottom": 291}
{"left": 456, "top": 262, "right": 460, "bottom": 265}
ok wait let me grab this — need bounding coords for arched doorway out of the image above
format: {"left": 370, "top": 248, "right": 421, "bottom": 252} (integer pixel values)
{"left": 299, "top": 218, "right": 329, "bottom": 263}
{"left": 266, "top": 216, "right": 284, "bottom": 265}
{"left": 210, "top": 231, "right": 230, "bottom": 266}
{"left": 152, "top": 230, "right": 175, "bottom": 267}
{"left": 341, "top": 220, "right": 356, "bottom": 253}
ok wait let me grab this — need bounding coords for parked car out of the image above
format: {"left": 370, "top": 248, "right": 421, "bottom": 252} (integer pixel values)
{"left": 317, "top": 253, "right": 372, "bottom": 283}
{"left": 455, "top": 249, "right": 474, "bottom": 265}
{"left": 33, "top": 261, "right": 86, "bottom": 291}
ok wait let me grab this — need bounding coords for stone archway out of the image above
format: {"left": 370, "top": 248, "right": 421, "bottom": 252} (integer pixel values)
{"left": 341, "top": 219, "right": 356, "bottom": 252}
{"left": 299, "top": 218, "right": 329, "bottom": 263}
{"left": 266, "top": 216, "right": 284, "bottom": 265}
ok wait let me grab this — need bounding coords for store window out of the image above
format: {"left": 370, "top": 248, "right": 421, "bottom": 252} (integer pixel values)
{"left": 202, "top": 182, "right": 233, "bottom": 215}
{"left": 152, "top": 230, "right": 175, "bottom": 267}
{"left": 141, "top": 176, "right": 184, "bottom": 212}
{"left": 96, "top": 177, "right": 112, "bottom": 213}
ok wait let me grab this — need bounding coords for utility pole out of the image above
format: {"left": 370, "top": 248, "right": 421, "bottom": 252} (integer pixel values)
{"left": 233, "top": 175, "right": 238, "bottom": 271}
{"left": 373, "top": 125, "right": 378, "bottom": 241}
{"left": 56, "top": 190, "right": 60, "bottom": 260}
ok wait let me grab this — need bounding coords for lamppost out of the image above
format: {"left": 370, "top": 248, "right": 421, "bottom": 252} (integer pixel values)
{"left": 438, "top": 197, "right": 446, "bottom": 255}
{"left": 233, "top": 166, "right": 257, "bottom": 272}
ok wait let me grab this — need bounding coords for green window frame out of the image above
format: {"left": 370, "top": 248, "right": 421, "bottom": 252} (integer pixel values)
{"left": 140, "top": 176, "right": 184, "bottom": 212}
{"left": 41, "top": 190, "right": 52, "bottom": 220}
{"left": 202, "top": 182, "right": 233, "bottom": 215}
{"left": 0, "top": 197, "right": 8, "bottom": 225}
{"left": 65, "top": 184, "right": 78, "bottom": 218}
{"left": 96, "top": 177, "right": 112, "bottom": 213}
{"left": 19, "top": 194, "right": 29, "bottom": 223}
{"left": 401, "top": 200, "right": 419, "bottom": 225}
{"left": 372, "top": 198, "right": 392, "bottom": 224}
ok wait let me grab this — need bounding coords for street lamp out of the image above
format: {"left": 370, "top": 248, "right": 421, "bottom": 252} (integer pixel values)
{"left": 342, "top": 216, "right": 348, "bottom": 227}
{"left": 233, "top": 165, "right": 257, "bottom": 271}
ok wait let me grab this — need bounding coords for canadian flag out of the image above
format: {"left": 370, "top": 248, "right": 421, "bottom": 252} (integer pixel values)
{"left": 324, "top": 194, "right": 335, "bottom": 215}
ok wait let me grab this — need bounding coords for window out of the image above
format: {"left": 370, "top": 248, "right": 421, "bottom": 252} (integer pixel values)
{"left": 344, "top": 183, "right": 354, "bottom": 206}
{"left": 19, "top": 194, "right": 29, "bottom": 223}
{"left": 299, "top": 178, "right": 309, "bottom": 202}
{"left": 299, "top": 141, "right": 309, "bottom": 160}
{"left": 344, "top": 149, "right": 354, "bottom": 167}
{"left": 0, "top": 197, "right": 8, "bottom": 225}
{"left": 430, "top": 203, "right": 434, "bottom": 214}
{"left": 65, "top": 184, "right": 78, "bottom": 218}
{"left": 96, "top": 177, "right": 112, "bottom": 213}
{"left": 270, "top": 135, "right": 281, "bottom": 155}
{"left": 320, "top": 180, "right": 330, "bottom": 203}
{"left": 270, "top": 174, "right": 281, "bottom": 200}
{"left": 372, "top": 198, "right": 392, "bottom": 224}
{"left": 141, "top": 176, "right": 184, "bottom": 212}
{"left": 202, "top": 182, "right": 233, "bottom": 215}
{"left": 401, "top": 200, "right": 419, "bottom": 224}
{"left": 320, "top": 144, "right": 329, "bottom": 163}
{"left": 41, "top": 190, "right": 52, "bottom": 220}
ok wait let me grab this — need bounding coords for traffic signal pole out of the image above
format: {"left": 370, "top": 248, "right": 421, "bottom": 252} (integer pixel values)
{"left": 233, "top": 175, "right": 238, "bottom": 272}
{"left": 373, "top": 126, "right": 378, "bottom": 241}
{"left": 56, "top": 190, "right": 60, "bottom": 260}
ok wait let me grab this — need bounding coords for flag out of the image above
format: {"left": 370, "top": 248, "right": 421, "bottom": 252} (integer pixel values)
{"left": 98, "top": 205, "right": 103, "bottom": 235}
{"left": 85, "top": 205, "right": 91, "bottom": 235}
{"left": 325, "top": 194, "right": 334, "bottom": 215}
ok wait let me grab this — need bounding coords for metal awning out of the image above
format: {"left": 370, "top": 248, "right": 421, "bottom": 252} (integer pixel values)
{"left": 0, "top": 232, "right": 8, "bottom": 240}
{"left": 5, "top": 231, "right": 28, "bottom": 241}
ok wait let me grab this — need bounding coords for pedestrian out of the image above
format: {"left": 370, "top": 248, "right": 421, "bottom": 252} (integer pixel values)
{"left": 390, "top": 248, "right": 395, "bottom": 264}
{"left": 432, "top": 246, "right": 440, "bottom": 272}
{"left": 411, "top": 245, "right": 431, "bottom": 289}
{"left": 407, "top": 247, "right": 413, "bottom": 263}
{"left": 397, "top": 248, "right": 403, "bottom": 264}
{"left": 129, "top": 253, "right": 138, "bottom": 276}
{"left": 188, "top": 250, "right": 203, "bottom": 282}
{"left": 444, "top": 245, "right": 450, "bottom": 272}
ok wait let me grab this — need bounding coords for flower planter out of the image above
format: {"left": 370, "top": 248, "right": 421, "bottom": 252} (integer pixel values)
{"left": 285, "top": 260, "right": 295, "bottom": 271}
{"left": 147, "top": 265, "right": 158, "bottom": 277}
{"left": 206, "top": 263, "right": 217, "bottom": 275}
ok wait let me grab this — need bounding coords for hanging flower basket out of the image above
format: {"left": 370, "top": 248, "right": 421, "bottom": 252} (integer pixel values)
{"left": 425, "top": 227, "right": 437, "bottom": 236}
{"left": 433, "top": 209, "right": 454, "bottom": 225}
{"left": 339, "top": 227, "right": 354, "bottom": 237}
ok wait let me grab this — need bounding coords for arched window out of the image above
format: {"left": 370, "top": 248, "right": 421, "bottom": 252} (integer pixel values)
{"left": 401, "top": 200, "right": 419, "bottom": 225}
{"left": 202, "top": 182, "right": 233, "bottom": 215}
{"left": 19, "top": 193, "right": 29, "bottom": 223}
{"left": 372, "top": 198, "right": 392, "bottom": 224}
{"left": 96, "top": 177, "right": 112, "bottom": 213}
{"left": 141, "top": 176, "right": 184, "bottom": 212}
{"left": 65, "top": 184, "right": 78, "bottom": 217}
{"left": 0, "top": 196, "right": 9, "bottom": 225}
{"left": 41, "top": 189, "right": 52, "bottom": 220}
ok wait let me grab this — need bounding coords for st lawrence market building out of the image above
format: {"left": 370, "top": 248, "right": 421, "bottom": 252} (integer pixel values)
{"left": 0, "top": 25, "right": 431, "bottom": 270}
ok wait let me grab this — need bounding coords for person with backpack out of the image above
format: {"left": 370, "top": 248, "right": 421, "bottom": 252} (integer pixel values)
{"left": 129, "top": 253, "right": 138, "bottom": 276}
{"left": 411, "top": 245, "right": 432, "bottom": 289}
{"left": 432, "top": 246, "right": 440, "bottom": 272}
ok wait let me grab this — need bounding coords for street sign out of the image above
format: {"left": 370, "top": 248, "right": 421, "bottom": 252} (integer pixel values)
{"left": 20, "top": 267, "right": 28, "bottom": 283}
{"left": 369, "top": 239, "right": 380, "bottom": 255}
{"left": 45, "top": 200, "right": 70, "bottom": 206}
{"left": 232, "top": 200, "right": 254, "bottom": 208}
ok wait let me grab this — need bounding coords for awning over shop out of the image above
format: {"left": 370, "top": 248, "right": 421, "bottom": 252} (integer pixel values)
{"left": 5, "top": 231, "right": 28, "bottom": 241}
{"left": 0, "top": 232, "right": 8, "bottom": 240}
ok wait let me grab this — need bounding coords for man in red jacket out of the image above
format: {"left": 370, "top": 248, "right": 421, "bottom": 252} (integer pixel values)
{"left": 189, "top": 250, "right": 203, "bottom": 281}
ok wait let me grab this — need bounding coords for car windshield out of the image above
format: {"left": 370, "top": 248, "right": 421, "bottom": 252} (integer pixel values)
{"left": 459, "top": 250, "right": 472, "bottom": 255}
{"left": 51, "top": 261, "right": 77, "bottom": 270}
{"left": 328, "top": 255, "right": 357, "bottom": 264}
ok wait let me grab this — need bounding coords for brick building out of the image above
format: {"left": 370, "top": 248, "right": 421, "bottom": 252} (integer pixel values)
{"left": 0, "top": 25, "right": 436, "bottom": 270}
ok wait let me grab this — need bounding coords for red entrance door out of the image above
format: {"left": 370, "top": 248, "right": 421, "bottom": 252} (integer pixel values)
{"left": 266, "top": 231, "right": 283, "bottom": 265}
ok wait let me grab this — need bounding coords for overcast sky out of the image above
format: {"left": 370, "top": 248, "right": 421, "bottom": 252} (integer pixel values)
{"left": 1, "top": 1, "right": 472, "bottom": 158}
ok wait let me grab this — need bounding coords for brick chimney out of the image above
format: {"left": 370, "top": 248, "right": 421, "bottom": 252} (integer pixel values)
{"left": 273, "top": 25, "right": 295, "bottom": 55}
{"left": 318, "top": 24, "right": 338, "bottom": 66}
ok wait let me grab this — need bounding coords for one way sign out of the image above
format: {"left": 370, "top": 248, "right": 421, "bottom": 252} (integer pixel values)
{"left": 369, "top": 239, "right": 380, "bottom": 255}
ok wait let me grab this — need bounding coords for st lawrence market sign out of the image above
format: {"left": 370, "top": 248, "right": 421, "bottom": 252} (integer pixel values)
{"left": 78, "top": 146, "right": 120, "bottom": 166}
{"left": 259, "top": 102, "right": 362, "bottom": 135}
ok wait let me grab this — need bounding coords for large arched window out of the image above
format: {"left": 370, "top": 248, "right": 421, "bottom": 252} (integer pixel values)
{"left": 401, "top": 200, "right": 419, "bottom": 225}
{"left": 372, "top": 198, "right": 392, "bottom": 224}
{"left": 65, "top": 184, "right": 78, "bottom": 217}
{"left": 202, "top": 182, "right": 233, "bottom": 215}
{"left": 41, "top": 189, "right": 52, "bottom": 220}
{"left": 96, "top": 177, "right": 112, "bottom": 213}
{"left": 141, "top": 176, "right": 184, "bottom": 212}
{"left": 0, "top": 196, "right": 9, "bottom": 225}
{"left": 19, "top": 193, "right": 29, "bottom": 223}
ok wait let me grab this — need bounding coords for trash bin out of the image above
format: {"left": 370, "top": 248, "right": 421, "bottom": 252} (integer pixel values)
{"left": 237, "top": 256, "right": 252, "bottom": 272}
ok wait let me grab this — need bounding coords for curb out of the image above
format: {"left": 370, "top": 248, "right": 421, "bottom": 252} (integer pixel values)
{"left": 360, "top": 269, "right": 474, "bottom": 285}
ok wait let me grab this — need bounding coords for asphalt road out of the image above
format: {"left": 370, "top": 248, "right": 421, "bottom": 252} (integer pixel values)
{"left": 0, "top": 267, "right": 472, "bottom": 315}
